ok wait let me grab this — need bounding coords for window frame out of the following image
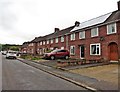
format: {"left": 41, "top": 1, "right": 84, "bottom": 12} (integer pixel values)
{"left": 70, "top": 33, "right": 75, "bottom": 41}
{"left": 90, "top": 43, "right": 101, "bottom": 55}
{"left": 70, "top": 46, "right": 75, "bottom": 55}
{"left": 43, "top": 41, "right": 46, "bottom": 45}
{"left": 51, "top": 39, "right": 53, "bottom": 44}
{"left": 61, "top": 47, "right": 64, "bottom": 49}
{"left": 55, "top": 38, "right": 58, "bottom": 43}
{"left": 107, "top": 23, "right": 117, "bottom": 35}
{"left": 91, "top": 27, "right": 99, "bottom": 37}
{"left": 61, "top": 36, "right": 64, "bottom": 42}
{"left": 47, "top": 40, "right": 49, "bottom": 44}
{"left": 79, "top": 31, "right": 85, "bottom": 39}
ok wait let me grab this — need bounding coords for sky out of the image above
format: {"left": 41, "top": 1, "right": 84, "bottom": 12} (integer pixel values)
{"left": 0, "top": 0, "right": 119, "bottom": 45}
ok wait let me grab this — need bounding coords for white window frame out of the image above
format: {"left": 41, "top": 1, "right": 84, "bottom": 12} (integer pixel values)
{"left": 70, "top": 46, "right": 75, "bottom": 55}
{"left": 51, "top": 39, "right": 53, "bottom": 44}
{"left": 47, "top": 40, "right": 49, "bottom": 44}
{"left": 61, "top": 47, "right": 64, "bottom": 49}
{"left": 107, "top": 23, "right": 117, "bottom": 35}
{"left": 79, "top": 31, "right": 85, "bottom": 39}
{"left": 91, "top": 27, "right": 98, "bottom": 37}
{"left": 40, "top": 42, "right": 42, "bottom": 45}
{"left": 90, "top": 43, "right": 101, "bottom": 55}
{"left": 37, "top": 43, "right": 39, "bottom": 46}
{"left": 55, "top": 38, "right": 58, "bottom": 43}
{"left": 43, "top": 41, "right": 45, "bottom": 45}
{"left": 70, "top": 33, "right": 75, "bottom": 41}
{"left": 61, "top": 36, "right": 64, "bottom": 42}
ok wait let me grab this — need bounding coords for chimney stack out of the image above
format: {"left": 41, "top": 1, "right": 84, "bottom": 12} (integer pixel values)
{"left": 118, "top": 1, "right": 120, "bottom": 10}
{"left": 75, "top": 21, "right": 80, "bottom": 27}
{"left": 54, "top": 28, "right": 59, "bottom": 33}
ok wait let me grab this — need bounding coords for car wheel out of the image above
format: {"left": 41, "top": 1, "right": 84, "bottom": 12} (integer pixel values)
{"left": 65, "top": 55, "right": 69, "bottom": 60}
{"left": 50, "top": 56, "right": 55, "bottom": 60}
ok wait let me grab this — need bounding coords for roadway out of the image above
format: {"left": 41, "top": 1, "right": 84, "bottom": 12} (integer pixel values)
{"left": 2, "top": 54, "right": 87, "bottom": 90}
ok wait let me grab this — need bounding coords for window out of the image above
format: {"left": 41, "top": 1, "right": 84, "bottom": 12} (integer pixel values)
{"left": 55, "top": 38, "right": 58, "bottom": 43}
{"left": 31, "top": 49, "right": 33, "bottom": 53}
{"left": 29, "top": 43, "right": 33, "bottom": 46}
{"left": 107, "top": 23, "right": 116, "bottom": 34}
{"left": 70, "top": 33, "right": 75, "bottom": 40}
{"left": 79, "top": 31, "right": 85, "bottom": 39}
{"left": 47, "top": 40, "right": 49, "bottom": 44}
{"left": 43, "top": 41, "right": 45, "bottom": 45}
{"left": 90, "top": 43, "right": 100, "bottom": 55}
{"left": 37, "top": 43, "right": 39, "bottom": 46}
{"left": 91, "top": 27, "right": 98, "bottom": 37}
{"left": 61, "top": 47, "right": 64, "bottom": 49}
{"left": 50, "top": 39, "right": 53, "bottom": 44}
{"left": 70, "top": 46, "right": 75, "bottom": 55}
{"left": 61, "top": 36, "right": 64, "bottom": 42}
{"left": 40, "top": 42, "right": 42, "bottom": 45}
{"left": 50, "top": 47, "right": 53, "bottom": 50}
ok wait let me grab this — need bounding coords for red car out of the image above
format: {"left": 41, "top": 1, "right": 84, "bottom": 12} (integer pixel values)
{"left": 44, "top": 49, "right": 70, "bottom": 60}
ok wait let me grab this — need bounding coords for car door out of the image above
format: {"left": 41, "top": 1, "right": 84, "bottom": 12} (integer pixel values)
{"left": 56, "top": 50, "right": 64, "bottom": 58}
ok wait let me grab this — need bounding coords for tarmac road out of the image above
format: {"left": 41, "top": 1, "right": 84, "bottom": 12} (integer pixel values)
{"left": 2, "top": 55, "right": 87, "bottom": 90}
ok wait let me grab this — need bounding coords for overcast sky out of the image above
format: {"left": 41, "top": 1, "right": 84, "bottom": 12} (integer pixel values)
{"left": 0, "top": 0, "right": 119, "bottom": 45}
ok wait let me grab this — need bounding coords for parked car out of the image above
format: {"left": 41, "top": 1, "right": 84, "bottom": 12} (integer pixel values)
{"left": 6, "top": 50, "right": 17, "bottom": 59}
{"left": 44, "top": 49, "right": 70, "bottom": 60}
{"left": 2, "top": 51, "right": 7, "bottom": 55}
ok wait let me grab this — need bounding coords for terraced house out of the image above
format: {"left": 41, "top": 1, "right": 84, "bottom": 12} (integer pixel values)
{"left": 21, "top": 1, "right": 120, "bottom": 61}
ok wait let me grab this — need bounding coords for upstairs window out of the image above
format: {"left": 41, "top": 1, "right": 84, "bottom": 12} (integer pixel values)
{"left": 79, "top": 31, "right": 85, "bottom": 39}
{"left": 51, "top": 39, "right": 53, "bottom": 44}
{"left": 40, "top": 42, "right": 42, "bottom": 45}
{"left": 61, "top": 36, "right": 64, "bottom": 42}
{"left": 37, "top": 43, "right": 39, "bottom": 46}
{"left": 55, "top": 38, "right": 58, "bottom": 43}
{"left": 70, "top": 33, "right": 75, "bottom": 40}
{"left": 107, "top": 23, "right": 116, "bottom": 34}
{"left": 47, "top": 40, "right": 49, "bottom": 44}
{"left": 43, "top": 41, "right": 45, "bottom": 45}
{"left": 91, "top": 27, "right": 98, "bottom": 37}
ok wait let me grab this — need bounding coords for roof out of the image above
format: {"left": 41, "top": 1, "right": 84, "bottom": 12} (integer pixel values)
{"left": 31, "top": 25, "right": 75, "bottom": 42}
{"left": 21, "top": 42, "right": 30, "bottom": 48}
{"left": 105, "top": 10, "right": 120, "bottom": 23}
{"left": 71, "top": 10, "right": 120, "bottom": 32}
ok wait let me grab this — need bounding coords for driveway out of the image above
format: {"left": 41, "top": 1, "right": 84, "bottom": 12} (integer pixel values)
{"left": 70, "top": 64, "right": 118, "bottom": 85}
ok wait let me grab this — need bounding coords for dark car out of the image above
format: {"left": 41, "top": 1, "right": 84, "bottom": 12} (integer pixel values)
{"left": 44, "top": 49, "right": 70, "bottom": 60}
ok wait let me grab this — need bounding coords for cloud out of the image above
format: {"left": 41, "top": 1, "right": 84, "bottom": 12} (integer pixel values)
{"left": 0, "top": 0, "right": 118, "bottom": 45}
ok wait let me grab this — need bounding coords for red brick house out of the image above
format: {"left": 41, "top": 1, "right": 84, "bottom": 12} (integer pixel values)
{"left": 21, "top": 42, "right": 30, "bottom": 54}
{"left": 67, "top": 1, "right": 120, "bottom": 61}
{"left": 36, "top": 26, "right": 75, "bottom": 55}
{"left": 21, "top": 1, "right": 120, "bottom": 61}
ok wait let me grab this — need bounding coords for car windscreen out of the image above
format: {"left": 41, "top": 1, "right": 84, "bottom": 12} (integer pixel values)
{"left": 8, "top": 52, "right": 16, "bottom": 54}
{"left": 51, "top": 49, "right": 61, "bottom": 53}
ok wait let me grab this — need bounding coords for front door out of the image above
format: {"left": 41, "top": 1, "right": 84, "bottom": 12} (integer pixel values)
{"left": 80, "top": 45, "right": 85, "bottom": 59}
{"left": 109, "top": 42, "right": 118, "bottom": 61}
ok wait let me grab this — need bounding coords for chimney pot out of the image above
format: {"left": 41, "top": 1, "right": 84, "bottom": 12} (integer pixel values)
{"left": 54, "top": 28, "right": 59, "bottom": 33}
{"left": 75, "top": 21, "right": 80, "bottom": 27}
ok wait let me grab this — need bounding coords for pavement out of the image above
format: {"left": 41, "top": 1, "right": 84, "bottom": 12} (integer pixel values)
{"left": 18, "top": 58, "right": 119, "bottom": 91}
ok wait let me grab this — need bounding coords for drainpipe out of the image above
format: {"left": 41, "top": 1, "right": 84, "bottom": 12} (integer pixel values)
{"left": 66, "top": 34, "right": 69, "bottom": 50}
